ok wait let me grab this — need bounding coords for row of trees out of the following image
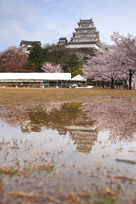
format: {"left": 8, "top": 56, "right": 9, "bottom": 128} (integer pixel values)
{"left": 0, "top": 32, "right": 136, "bottom": 89}
{"left": 0, "top": 43, "right": 92, "bottom": 77}
{"left": 29, "top": 43, "right": 92, "bottom": 76}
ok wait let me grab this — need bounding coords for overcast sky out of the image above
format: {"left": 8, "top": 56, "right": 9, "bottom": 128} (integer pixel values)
{"left": 0, "top": 0, "right": 136, "bottom": 51}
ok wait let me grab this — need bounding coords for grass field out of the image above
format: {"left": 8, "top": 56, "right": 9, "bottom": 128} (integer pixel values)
{"left": 0, "top": 87, "right": 136, "bottom": 105}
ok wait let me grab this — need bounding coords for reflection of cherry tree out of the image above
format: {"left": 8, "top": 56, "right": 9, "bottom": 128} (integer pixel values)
{"left": 0, "top": 103, "right": 84, "bottom": 132}
{"left": 83, "top": 99, "right": 136, "bottom": 142}
{"left": 1, "top": 100, "right": 135, "bottom": 141}
{"left": 0, "top": 106, "right": 29, "bottom": 127}
{"left": 42, "top": 102, "right": 63, "bottom": 114}
{"left": 29, "top": 102, "right": 88, "bottom": 130}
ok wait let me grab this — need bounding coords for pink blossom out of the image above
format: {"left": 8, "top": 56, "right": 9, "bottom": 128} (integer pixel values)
{"left": 41, "top": 62, "right": 63, "bottom": 73}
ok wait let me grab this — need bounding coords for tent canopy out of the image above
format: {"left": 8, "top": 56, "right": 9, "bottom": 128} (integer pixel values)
{"left": 0, "top": 73, "right": 71, "bottom": 81}
{"left": 71, "top": 74, "right": 87, "bottom": 82}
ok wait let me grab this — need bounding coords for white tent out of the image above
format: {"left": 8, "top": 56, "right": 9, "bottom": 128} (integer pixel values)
{"left": 0, "top": 73, "right": 71, "bottom": 81}
{"left": 71, "top": 74, "right": 87, "bottom": 82}
{"left": 0, "top": 73, "right": 71, "bottom": 87}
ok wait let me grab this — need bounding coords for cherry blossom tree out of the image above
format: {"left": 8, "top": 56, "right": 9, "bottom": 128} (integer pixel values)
{"left": 0, "top": 46, "right": 24, "bottom": 60}
{"left": 41, "top": 62, "right": 63, "bottom": 73}
{"left": 83, "top": 37, "right": 136, "bottom": 89}
{"left": 0, "top": 46, "right": 28, "bottom": 72}
{"left": 83, "top": 43, "right": 125, "bottom": 89}
{"left": 110, "top": 32, "right": 136, "bottom": 89}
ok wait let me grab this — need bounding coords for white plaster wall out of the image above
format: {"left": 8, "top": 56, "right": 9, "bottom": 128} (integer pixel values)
{"left": 65, "top": 44, "right": 98, "bottom": 49}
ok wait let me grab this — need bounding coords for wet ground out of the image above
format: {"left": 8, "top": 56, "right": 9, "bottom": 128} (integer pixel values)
{"left": 0, "top": 97, "right": 136, "bottom": 204}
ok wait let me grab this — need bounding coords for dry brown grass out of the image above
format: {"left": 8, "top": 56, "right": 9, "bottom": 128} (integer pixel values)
{"left": 0, "top": 87, "right": 136, "bottom": 105}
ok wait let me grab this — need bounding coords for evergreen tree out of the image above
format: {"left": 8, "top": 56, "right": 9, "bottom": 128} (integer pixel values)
{"left": 29, "top": 43, "right": 45, "bottom": 71}
{"left": 64, "top": 53, "right": 82, "bottom": 77}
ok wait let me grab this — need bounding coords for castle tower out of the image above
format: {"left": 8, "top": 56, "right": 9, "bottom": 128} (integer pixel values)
{"left": 58, "top": 37, "right": 68, "bottom": 45}
{"left": 65, "top": 18, "right": 100, "bottom": 49}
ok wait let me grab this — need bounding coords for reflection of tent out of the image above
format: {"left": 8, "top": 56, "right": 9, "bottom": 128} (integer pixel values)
{"left": 71, "top": 74, "right": 87, "bottom": 82}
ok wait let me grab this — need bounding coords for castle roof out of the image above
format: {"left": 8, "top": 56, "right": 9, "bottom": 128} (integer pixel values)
{"left": 20, "top": 40, "right": 41, "bottom": 46}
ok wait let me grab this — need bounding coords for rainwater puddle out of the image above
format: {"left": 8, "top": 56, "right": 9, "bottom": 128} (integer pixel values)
{"left": 0, "top": 101, "right": 136, "bottom": 204}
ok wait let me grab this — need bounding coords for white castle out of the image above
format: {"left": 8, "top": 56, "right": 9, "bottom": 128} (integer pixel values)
{"left": 58, "top": 18, "right": 100, "bottom": 49}
{"left": 20, "top": 18, "right": 100, "bottom": 53}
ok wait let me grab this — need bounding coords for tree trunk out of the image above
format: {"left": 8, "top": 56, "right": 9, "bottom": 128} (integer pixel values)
{"left": 128, "top": 70, "right": 133, "bottom": 90}
{"left": 110, "top": 78, "right": 114, "bottom": 89}
{"left": 124, "top": 80, "right": 127, "bottom": 89}
{"left": 102, "top": 81, "right": 105, "bottom": 88}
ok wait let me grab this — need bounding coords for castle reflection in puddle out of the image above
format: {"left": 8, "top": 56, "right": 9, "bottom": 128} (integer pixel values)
{"left": 68, "top": 127, "right": 97, "bottom": 154}
{"left": 0, "top": 100, "right": 136, "bottom": 204}
{"left": 0, "top": 100, "right": 136, "bottom": 147}
{"left": 0, "top": 102, "right": 98, "bottom": 154}
{"left": 57, "top": 125, "right": 98, "bottom": 154}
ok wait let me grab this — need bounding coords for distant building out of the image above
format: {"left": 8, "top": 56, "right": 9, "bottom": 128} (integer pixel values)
{"left": 58, "top": 37, "right": 68, "bottom": 45}
{"left": 20, "top": 40, "right": 41, "bottom": 54}
{"left": 58, "top": 18, "right": 100, "bottom": 49}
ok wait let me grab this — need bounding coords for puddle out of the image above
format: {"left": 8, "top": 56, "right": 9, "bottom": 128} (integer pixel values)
{"left": 0, "top": 100, "right": 136, "bottom": 203}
